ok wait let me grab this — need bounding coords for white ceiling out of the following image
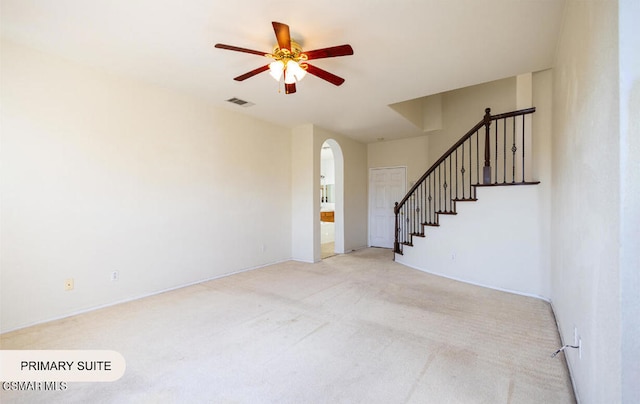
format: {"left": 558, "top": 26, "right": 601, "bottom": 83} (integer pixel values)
{"left": 1, "top": 0, "right": 566, "bottom": 143}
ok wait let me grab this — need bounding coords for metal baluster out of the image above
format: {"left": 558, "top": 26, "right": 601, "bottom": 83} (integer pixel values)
{"left": 403, "top": 204, "right": 407, "bottom": 244}
{"left": 419, "top": 182, "right": 422, "bottom": 227}
{"left": 449, "top": 154, "right": 453, "bottom": 209}
{"left": 408, "top": 190, "right": 411, "bottom": 238}
{"left": 471, "top": 135, "right": 475, "bottom": 198}
{"left": 432, "top": 173, "right": 436, "bottom": 222}
{"left": 444, "top": 159, "right": 447, "bottom": 212}
{"left": 512, "top": 117, "right": 517, "bottom": 183}
{"left": 405, "top": 198, "right": 409, "bottom": 240}
{"left": 413, "top": 188, "right": 420, "bottom": 234}
{"left": 460, "top": 142, "right": 467, "bottom": 199}
{"left": 430, "top": 174, "right": 434, "bottom": 220}
{"left": 433, "top": 173, "right": 436, "bottom": 221}
{"left": 409, "top": 186, "right": 413, "bottom": 234}
{"left": 403, "top": 200, "right": 407, "bottom": 242}
{"left": 503, "top": 118, "right": 507, "bottom": 184}
{"left": 476, "top": 130, "right": 479, "bottom": 185}
{"left": 418, "top": 182, "right": 422, "bottom": 227}
{"left": 451, "top": 149, "right": 458, "bottom": 199}
{"left": 438, "top": 164, "right": 441, "bottom": 213}
{"left": 405, "top": 204, "right": 409, "bottom": 243}
{"left": 410, "top": 188, "right": 414, "bottom": 236}
{"left": 416, "top": 183, "right": 420, "bottom": 234}
{"left": 423, "top": 180, "right": 427, "bottom": 225}
{"left": 422, "top": 181, "right": 426, "bottom": 227}
{"left": 443, "top": 159, "right": 448, "bottom": 212}
{"left": 401, "top": 207, "right": 404, "bottom": 246}
{"left": 405, "top": 203, "right": 409, "bottom": 242}
{"left": 522, "top": 115, "right": 526, "bottom": 182}
{"left": 428, "top": 174, "right": 432, "bottom": 224}
{"left": 416, "top": 183, "right": 420, "bottom": 233}
{"left": 394, "top": 202, "right": 399, "bottom": 253}
{"left": 399, "top": 206, "right": 403, "bottom": 245}
{"left": 494, "top": 118, "right": 498, "bottom": 185}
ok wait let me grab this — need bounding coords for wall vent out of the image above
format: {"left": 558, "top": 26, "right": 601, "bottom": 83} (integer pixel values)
{"left": 226, "top": 97, "right": 254, "bottom": 107}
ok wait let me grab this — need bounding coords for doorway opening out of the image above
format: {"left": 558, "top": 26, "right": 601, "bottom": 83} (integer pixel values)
{"left": 320, "top": 139, "right": 343, "bottom": 259}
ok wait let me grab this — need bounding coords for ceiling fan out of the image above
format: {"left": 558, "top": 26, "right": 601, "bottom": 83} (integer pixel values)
{"left": 215, "top": 22, "right": 354, "bottom": 94}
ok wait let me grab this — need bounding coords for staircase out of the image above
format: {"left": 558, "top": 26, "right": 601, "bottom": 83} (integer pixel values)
{"left": 394, "top": 107, "right": 538, "bottom": 255}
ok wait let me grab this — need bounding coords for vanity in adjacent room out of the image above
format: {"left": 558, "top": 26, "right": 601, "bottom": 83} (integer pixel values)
{"left": 320, "top": 211, "right": 334, "bottom": 222}
{"left": 320, "top": 180, "right": 334, "bottom": 222}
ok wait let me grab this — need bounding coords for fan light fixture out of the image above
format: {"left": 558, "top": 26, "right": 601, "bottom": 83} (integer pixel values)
{"left": 214, "top": 22, "right": 354, "bottom": 94}
{"left": 268, "top": 41, "right": 308, "bottom": 85}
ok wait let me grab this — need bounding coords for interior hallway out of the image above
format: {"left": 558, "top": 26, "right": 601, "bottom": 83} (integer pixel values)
{"left": 0, "top": 248, "right": 575, "bottom": 403}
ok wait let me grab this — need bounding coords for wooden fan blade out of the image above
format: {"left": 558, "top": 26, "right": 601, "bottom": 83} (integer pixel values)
{"left": 233, "top": 65, "right": 270, "bottom": 81}
{"left": 272, "top": 22, "right": 291, "bottom": 51}
{"left": 215, "top": 43, "right": 268, "bottom": 57}
{"left": 285, "top": 82, "right": 296, "bottom": 94}
{"left": 304, "top": 44, "right": 354, "bottom": 60}
{"left": 304, "top": 64, "right": 346, "bottom": 86}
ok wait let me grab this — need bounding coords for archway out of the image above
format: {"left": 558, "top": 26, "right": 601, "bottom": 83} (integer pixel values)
{"left": 320, "top": 139, "right": 344, "bottom": 258}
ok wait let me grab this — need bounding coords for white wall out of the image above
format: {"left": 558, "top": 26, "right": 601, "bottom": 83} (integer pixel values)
{"left": 619, "top": 1, "right": 640, "bottom": 401}
{"left": 551, "top": 1, "right": 621, "bottom": 402}
{"left": 291, "top": 124, "right": 316, "bottom": 262}
{"left": 532, "top": 69, "right": 554, "bottom": 303}
{"left": 368, "top": 136, "right": 429, "bottom": 187}
{"left": 0, "top": 41, "right": 293, "bottom": 332}
{"left": 291, "top": 124, "right": 368, "bottom": 262}
{"left": 429, "top": 77, "right": 517, "bottom": 164}
{"left": 396, "top": 186, "right": 548, "bottom": 298}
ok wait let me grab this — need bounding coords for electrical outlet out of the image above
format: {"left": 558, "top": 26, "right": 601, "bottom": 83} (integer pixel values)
{"left": 64, "top": 278, "right": 74, "bottom": 291}
{"left": 111, "top": 271, "right": 119, "bottom": 281}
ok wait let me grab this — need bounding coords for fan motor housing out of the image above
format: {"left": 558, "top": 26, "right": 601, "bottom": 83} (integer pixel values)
{"left": 272, "top": 41, "right": 306, "bottom": 61}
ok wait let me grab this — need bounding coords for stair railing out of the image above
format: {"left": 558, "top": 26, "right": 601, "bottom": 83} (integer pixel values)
{"left": 394, "top": 107, "right": 536, "bottom": 254}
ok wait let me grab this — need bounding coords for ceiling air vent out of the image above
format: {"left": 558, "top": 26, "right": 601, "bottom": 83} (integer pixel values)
{"left": 226, "top": 97, "right": 254, "bottom": 107}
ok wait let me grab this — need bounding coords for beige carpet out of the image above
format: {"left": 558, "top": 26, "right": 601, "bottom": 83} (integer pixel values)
{"left": 0, "top": 248, "right": 575, "bottom": 403}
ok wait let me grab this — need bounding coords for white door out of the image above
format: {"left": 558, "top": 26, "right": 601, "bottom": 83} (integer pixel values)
{"left": 369, "top": 167, "right": 406, "bottom": 248}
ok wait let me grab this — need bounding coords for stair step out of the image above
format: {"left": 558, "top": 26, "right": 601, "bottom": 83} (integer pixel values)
{"left": 436, "top": 211, "right": 457, "bottom": 215}
{"left": 452, "top": 198, "right": 478, "bottom": 202}
{"left": 410, "top": 232, "right": 425, "bottom": 238}
{"left": 473, "top": 181, "right": 540, "bottom": 187}
{"left": 422, "top": 222, "right": 439, "bottom": 227}
{"left": 400, "top": 241, "right": 413, "bottom": 247}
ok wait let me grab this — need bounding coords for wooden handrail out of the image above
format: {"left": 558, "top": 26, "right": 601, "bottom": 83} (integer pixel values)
{"left": 490, "top": 107, "right": 535, "bottom": 120}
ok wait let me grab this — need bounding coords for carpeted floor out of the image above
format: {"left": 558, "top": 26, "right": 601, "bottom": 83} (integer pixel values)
{"left": 0, "top": 248, "right": 575, "bottom": 403}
